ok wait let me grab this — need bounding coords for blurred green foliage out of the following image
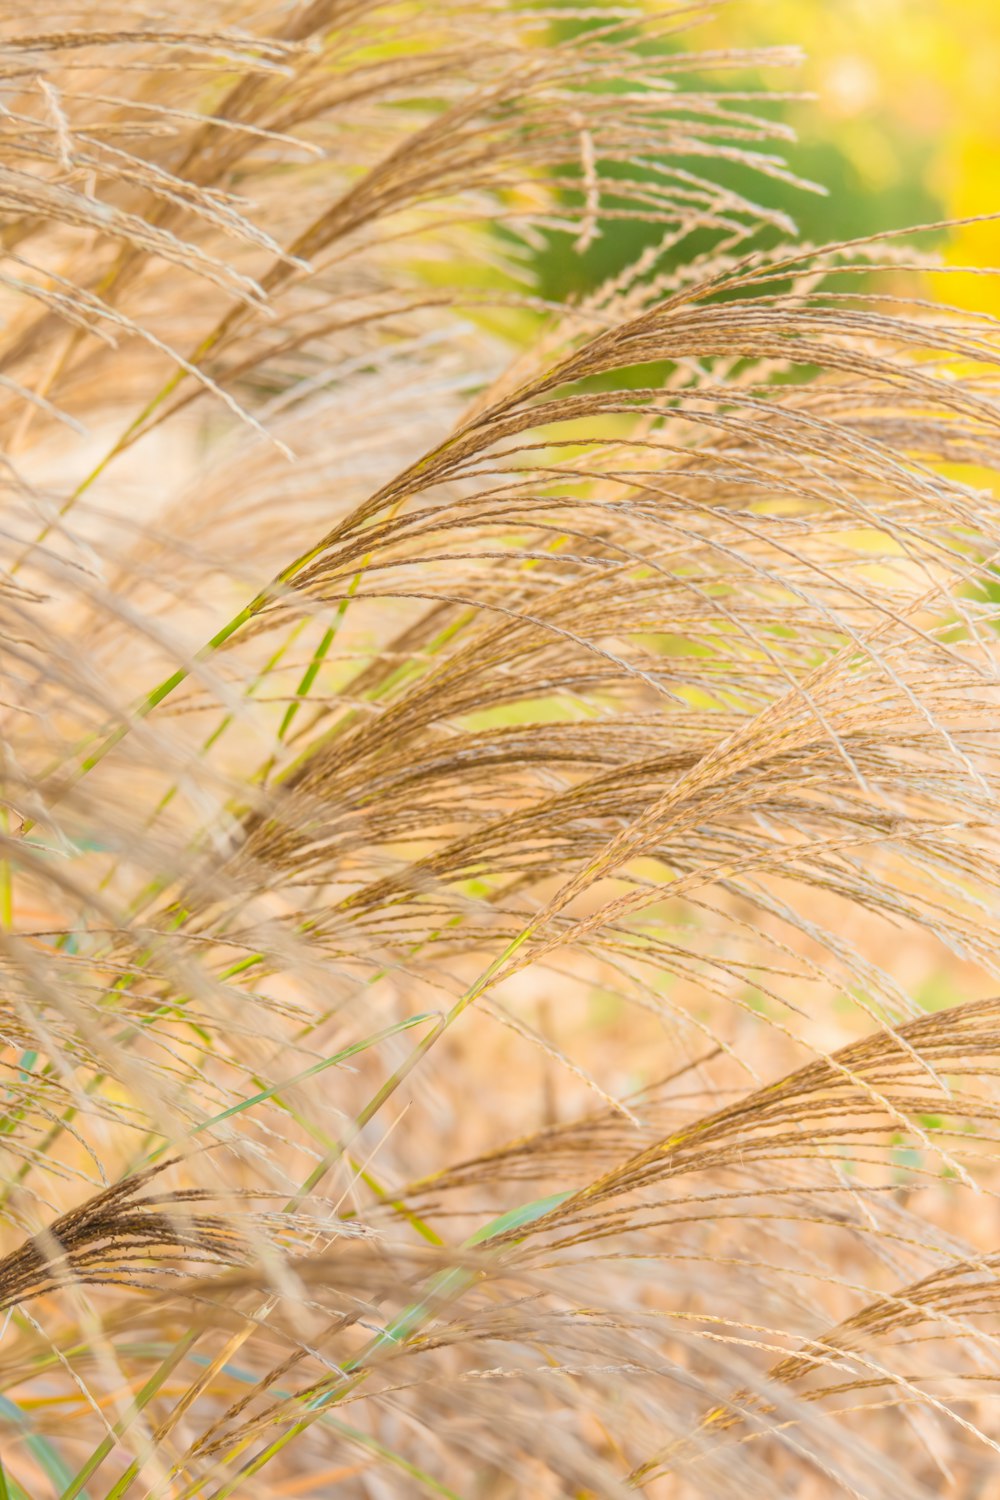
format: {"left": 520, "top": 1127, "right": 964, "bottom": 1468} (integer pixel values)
{"left": 507, "top": 0, "right": 995, "bottom": 305}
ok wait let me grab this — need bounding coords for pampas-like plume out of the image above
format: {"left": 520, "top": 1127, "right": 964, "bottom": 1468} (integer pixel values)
{"left": 2, "top": 1, "right": 1000, "bottom": 1495}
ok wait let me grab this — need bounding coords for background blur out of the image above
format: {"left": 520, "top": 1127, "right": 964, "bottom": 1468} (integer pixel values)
{"left": 703, "top": 0, "right": 1000, "bottom": 307}
{"left": 523, "top": 0, "right": 1000, "bottom": 315}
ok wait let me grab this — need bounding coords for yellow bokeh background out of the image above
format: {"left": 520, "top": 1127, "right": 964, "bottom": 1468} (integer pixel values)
{"left": 700, "top": 0, "right": 1000, "bottom": 303}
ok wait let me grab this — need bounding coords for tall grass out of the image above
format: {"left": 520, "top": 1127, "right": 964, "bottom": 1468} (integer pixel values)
{"left": 2, "top": 3, "right": 1000, "bottom": 1495}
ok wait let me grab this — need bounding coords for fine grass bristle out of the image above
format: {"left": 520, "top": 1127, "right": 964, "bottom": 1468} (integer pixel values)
{"left": 1, "top": 2, "right": 1000, "bottom": 1495}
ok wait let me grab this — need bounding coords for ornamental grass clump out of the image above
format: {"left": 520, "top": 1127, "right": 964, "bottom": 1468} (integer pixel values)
{"left": 3, "top": 3, "right": 1000, "bottom": 1496}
